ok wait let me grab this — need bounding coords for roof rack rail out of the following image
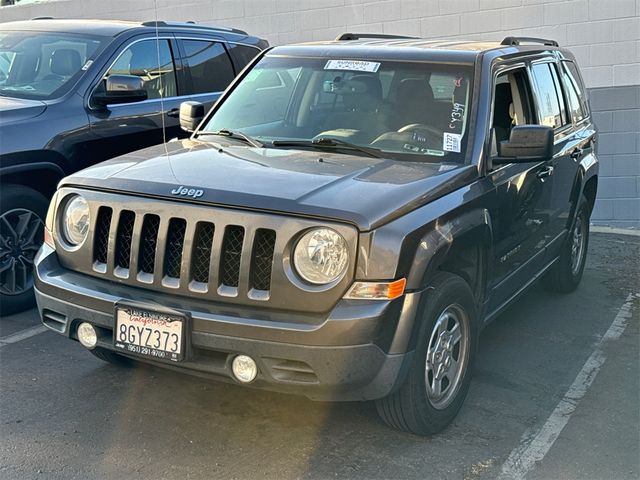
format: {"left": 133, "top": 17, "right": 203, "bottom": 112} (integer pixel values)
{"left": 31, "top": 16, "right": 55, "bottom": 20}
{"left": 501, "top": 36, "right": 559, "bottom": 47}
{"left": 141, "top": 21, "right": 247, "bottom": 35}
{"left": 336, "top": 33, "right": 418, "bottom": 41}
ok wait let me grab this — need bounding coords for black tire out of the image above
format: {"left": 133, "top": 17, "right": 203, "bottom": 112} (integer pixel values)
{"left": 375, "top": 272, "right": 478, "bottom": 435}
{"left": 0, "top": 184, "right": 49, "bottom": 316}
{"left": 544, "top": 196, "right": 590, "bottom": 293}
{"left": 89, "top": 347, "right": 134, "bottom": 367}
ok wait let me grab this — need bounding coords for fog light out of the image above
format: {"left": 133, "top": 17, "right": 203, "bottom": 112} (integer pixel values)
{"left": 77, "top": 322, "right": 97, "bottom": 349}
{"left": 232, "top": 354, "right": 258, "bottom": 383}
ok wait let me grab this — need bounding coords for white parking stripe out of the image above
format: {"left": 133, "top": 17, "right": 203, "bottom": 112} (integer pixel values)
{"left": 499, "top": 292, "right": 639, "bottom": 480}
{"left": 0, "top": 325, "right": 48, "bottom": 348}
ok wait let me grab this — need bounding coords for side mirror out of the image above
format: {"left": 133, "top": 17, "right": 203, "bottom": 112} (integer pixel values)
{"left": 180, "top": 101, "right": 205, "bottom": 132}
{"left": 494, "top": 125, "right": 554, "bottom": 164}
{"left": 93, "top": 75, "right": 147, "bottom": 106}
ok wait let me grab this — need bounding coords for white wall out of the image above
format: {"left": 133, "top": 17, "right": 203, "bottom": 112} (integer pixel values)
{"left": 2, "top": 0, "right": 638, "bottom": 89}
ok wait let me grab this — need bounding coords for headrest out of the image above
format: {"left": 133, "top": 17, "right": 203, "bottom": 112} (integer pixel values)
{"left": 50, "top": 49, "right": 82, "bottom": 76}
{"left": 349, "top": 74, "right": 382, "bottom": 100}
{"left": 397, "top": 78, "right": 434, "bottom": 105}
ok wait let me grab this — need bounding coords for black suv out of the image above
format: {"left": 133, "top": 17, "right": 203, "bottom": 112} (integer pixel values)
{"left": 0, "top": 19, "right": 267, "bottom": 313}
{"left": 35, "top": 34, "right": 597, "bottom": 435}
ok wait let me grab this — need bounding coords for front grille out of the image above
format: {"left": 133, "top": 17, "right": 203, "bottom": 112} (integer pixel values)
{"left": 220, "top": 226, "right": 244, "bottom": 287}
{"left": 90, "top": 210, "right": 276, "bottom": 299}
{"left": 115, "top": 210, "right": 135, "bottom": 269}
{"left": 191, "top": 222, "right": 214, "bottom": 283}
{"left": 163, "top": 218, "right": 186, "bottom": 279}
{"left": 138, "top": 214, "right": 160, "bottom": 274}
{"left": 251, "top": 229, "right": 276, "bottom": 291}
{"left": 93, "top": 207, "right": 112, "bottom": 265}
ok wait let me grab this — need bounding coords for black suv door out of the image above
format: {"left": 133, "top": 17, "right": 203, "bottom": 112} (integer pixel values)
{"left": 86, "top": 36, "right": 184, "bottom": 162}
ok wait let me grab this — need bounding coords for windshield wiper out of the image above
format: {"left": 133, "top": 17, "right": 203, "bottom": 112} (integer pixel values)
{"left": 271, "top": 137, "right": 385, "bottom": 159}
{"left": 196, "top": 129, "right": 264, "bottom": 148}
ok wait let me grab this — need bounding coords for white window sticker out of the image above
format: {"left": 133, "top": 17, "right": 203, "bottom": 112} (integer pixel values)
{"left": 443, "top": 132, "right": 462, "bottom": 153}
{"left": 324, "top": 60, "right": 381, "bottom": 72}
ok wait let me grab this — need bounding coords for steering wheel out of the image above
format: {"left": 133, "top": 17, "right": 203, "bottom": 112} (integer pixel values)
{"left": 397, "top": 123, "right": 443, "bottom": 139}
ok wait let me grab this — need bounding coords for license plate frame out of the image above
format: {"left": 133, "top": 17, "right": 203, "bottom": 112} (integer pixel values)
{"left": 113, "top": 303, "right": 187, "bottom": 362}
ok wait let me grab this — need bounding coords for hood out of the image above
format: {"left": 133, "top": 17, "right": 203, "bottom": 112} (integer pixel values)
{"left": 63, "top": 139, "right": 478, "bottom": 231}
{"left": 0, "top": 96, "right": 47, "bottom": 125}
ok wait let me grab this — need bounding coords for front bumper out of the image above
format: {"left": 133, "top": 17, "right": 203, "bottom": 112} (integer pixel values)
{"left": 34, "top": 245, "right": 420, "bottom": 401}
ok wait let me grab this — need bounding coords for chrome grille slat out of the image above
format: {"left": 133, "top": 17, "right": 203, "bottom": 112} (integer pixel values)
{"left": 152, "top": 216, "right": 170, "bottom": 286}
{"left": 179, "top": 221, "right": 198, "bottom": 287}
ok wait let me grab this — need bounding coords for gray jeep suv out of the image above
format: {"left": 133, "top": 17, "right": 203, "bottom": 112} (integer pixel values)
{"left": 35, "top": 34, "right": 597, "bottom": 435}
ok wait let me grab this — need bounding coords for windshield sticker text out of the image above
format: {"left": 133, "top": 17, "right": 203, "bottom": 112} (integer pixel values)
{"left": 324, "top": 60, "right": 381, "bottom": 72}
{"left": 443, "top": 132, "right": 462, "bottom": 153}
{"left": 449, "top": 102, "right": 465, "bottom": 130}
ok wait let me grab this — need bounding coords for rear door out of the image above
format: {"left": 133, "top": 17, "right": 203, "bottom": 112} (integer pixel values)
{"left": 528, "top": 60, "right": 576, "bottom": 258}
{"left": 87, "top": 36, "right": 184, "bottom": 162}
{"left": 177, "top": 38, "right": 236, "bottom": 112}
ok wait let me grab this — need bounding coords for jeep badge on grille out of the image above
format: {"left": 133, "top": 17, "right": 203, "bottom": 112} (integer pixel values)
{"left": 171, "top": 185, "right": 204, "bottom": 199}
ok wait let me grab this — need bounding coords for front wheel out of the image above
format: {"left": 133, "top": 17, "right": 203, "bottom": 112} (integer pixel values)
{"left": 0, "top": 185, "right": 48, "bottom": 316}
{"left": 376, "top": 272, "right": 478, "bottom": 435}
{"left": 544, "top": 195, "right": 590, "bottom": 293}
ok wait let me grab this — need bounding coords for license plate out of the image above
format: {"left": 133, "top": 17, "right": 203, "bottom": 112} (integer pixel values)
{"left": 113, "top": 306, "right": 184, "bottom": 362}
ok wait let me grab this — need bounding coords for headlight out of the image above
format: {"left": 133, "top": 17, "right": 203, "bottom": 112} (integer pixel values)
{"left": 293, "top": 228, "right": 348, "bottom": 285}
{"left": 61, "top": 195, "right": 90, "bottom": 246}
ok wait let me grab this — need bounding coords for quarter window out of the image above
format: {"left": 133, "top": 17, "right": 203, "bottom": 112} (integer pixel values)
{"left": 182, "top": 40, "right": 234, "bottom": 94}
{"left": 561, "top": 61, "right": 587, "bottom": 122}
{"left": 530, "top": 63, "right": 566, "bottom": 129}
{"left": 106, "top": 39, "right": 177, "bottom": 100}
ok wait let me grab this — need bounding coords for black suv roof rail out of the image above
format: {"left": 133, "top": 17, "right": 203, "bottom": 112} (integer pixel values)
{"left": 140, "top": 20, "right": 248, "bottom": 36}
{"left": 336, "top": 33, "right": 419, "bottom": 41}
{"left": 31, "top": 16, "right": 55, "bottom": 20}
{"left": 501, "top": 36, "right": 559, "bottom": 47}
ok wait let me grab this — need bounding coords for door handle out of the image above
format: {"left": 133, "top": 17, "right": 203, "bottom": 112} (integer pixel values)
{"left": 570, "top": 147, "right": 583, "bottom": 160}
{"left": 167, "top": 108, "right": 180, "bottom": 118}
{"left": 537, "top": 165, "right": 554, "bottom": 179}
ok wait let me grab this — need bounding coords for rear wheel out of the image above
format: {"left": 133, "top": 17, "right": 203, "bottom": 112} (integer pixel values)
{"left": 0, "top": 185, "right": 48, "bottom": 316}
{"left": 376, "top": 272, "right": 478, "bottom": 435}
{"left": 544, "top": 195, "right": 589, "bottom": 293}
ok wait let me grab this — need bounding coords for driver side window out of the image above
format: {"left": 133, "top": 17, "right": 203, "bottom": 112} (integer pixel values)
{"left": 104, "top": 39, "right": 177, "bottom": 100}
{"left": 491, "top": 69, "right": 533, "bottom": 150}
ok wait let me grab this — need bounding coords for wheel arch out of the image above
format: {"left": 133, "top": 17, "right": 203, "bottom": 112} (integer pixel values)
{"left": 0, "top": 151, "right": 67, "bottom": 198}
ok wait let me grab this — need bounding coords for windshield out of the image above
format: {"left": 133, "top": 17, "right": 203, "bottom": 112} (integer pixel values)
{"left": 203, "top": 55, "right": 474, "bottom": 162}
{"left": 0, "top": 30, "right": 106, "bottom": 100}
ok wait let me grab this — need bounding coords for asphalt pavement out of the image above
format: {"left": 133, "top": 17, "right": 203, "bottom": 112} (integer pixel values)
{"left": 1, "top": 232, "right": 638, "bottom": 480}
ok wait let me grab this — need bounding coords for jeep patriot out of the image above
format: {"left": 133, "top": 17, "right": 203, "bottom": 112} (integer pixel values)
{"left": 34, "top": 34, "right": 598, "bottom": 435}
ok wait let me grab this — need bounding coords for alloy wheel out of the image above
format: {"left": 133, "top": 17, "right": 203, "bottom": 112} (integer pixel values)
{"left": 425, "top": 304, "right": 470, "bottom": 410}
{"left": 0, "top": 208, "right": 43, "bottom": 296}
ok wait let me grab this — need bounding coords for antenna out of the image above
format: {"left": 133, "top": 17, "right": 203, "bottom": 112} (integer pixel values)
{"left": 152, "top": 0, "right": 170, "bottom": 159}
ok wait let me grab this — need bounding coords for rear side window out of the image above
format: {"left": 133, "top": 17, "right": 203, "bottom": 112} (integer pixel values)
{"left": 562, "top": 61, "right": 588, "bottom": 121}
{"left": 530, "top": 63, "right": 566, "bottom": 129}
{"left": 182, "top": 40, "right": 234, "bottom": 94}
{"left": 228, "top": 43, "right": 261, "bottom": 70}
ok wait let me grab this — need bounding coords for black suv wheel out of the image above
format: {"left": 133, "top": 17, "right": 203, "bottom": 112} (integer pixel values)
{"left": 376, "top": 272, "right": 478, "bottom": 435}
{"left": 0, "top": 184, "right": 48, "bottom": 316}
{"left": 544, "top": 195, "right": 590, "bottom": 293}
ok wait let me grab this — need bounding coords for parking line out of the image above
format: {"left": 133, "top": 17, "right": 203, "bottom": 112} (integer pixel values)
{"left": 0, "top": 325, "right": 48, "bottom": 348}
{"left": 499, "top": 292, "right": 639, "bottom": 480}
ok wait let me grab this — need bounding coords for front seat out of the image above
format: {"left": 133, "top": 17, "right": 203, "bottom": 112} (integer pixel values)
{"left": 48, "top": 49, "right": 81, "bottom": 78}
{"left": 393, "top": 78, "right": 437, "bottom": 129}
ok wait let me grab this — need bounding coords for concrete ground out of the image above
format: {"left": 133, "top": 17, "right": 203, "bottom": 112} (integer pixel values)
{"left": 0, "top": 232, "right": 638, "bottom": 480}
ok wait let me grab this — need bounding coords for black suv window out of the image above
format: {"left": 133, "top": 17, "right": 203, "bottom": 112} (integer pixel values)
{"left": 106, "top": 39, "right": 177, "bottom": 99}
{"left": 227, "top": 43, "right": 260, "bottom": 70}
{"left": 530, "top": 62, "right": 566, "bottom": 129}
{"left": 182, "top": 40, "right": 235, "bottom": 94}
{"left": 561, "top": 61, "right": 588, "bottom": 123}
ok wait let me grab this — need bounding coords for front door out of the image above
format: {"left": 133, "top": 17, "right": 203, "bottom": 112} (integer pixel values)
{"left": 87, "top": 38, "right": 183, "bottom": 163}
